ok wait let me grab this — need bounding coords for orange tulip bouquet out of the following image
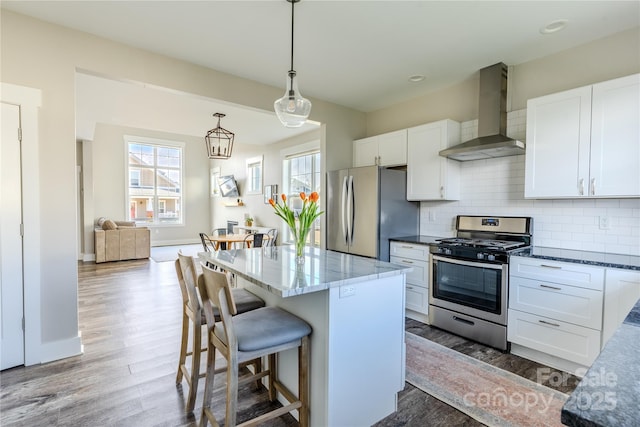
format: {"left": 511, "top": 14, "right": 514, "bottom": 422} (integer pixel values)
{"left": 269, "top": 191, "right": 323, "bottom": 261}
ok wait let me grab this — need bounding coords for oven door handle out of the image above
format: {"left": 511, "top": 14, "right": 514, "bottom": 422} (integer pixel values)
{"left": 432, "top": 254, "right": 506, "bottom": 270}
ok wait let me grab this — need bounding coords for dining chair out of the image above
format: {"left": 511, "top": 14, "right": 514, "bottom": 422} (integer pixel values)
{"left": 244, "top": 232, "right": 265, "bottom": 248}
{"left": 266, "top": 228, "right": 278, "bottom": 247}
{"left": 174, "top": 252, "right": 265, "bottom": 414}
{"left": 197, "top": 264, "right": 312, "bottom": 427}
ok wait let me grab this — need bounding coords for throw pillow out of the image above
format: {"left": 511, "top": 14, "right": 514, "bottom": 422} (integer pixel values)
{"left": 102, "top": 219, "right": 118, "bottom": 230}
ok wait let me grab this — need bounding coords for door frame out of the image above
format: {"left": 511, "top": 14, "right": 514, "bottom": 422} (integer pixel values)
{"left": 2, "top": 82, "right": 42, "bottom": 366}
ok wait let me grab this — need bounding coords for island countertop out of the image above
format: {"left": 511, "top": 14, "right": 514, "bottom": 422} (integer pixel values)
{"left": 198, "top": 245, "right": 412, "bottom": 298}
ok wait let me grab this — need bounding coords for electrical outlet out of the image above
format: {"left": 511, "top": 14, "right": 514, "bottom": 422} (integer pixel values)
{"left": 599, "top": 216, "right": 611, "bottom": 230}
{"left": 429, "top": 211, "right": 436, "bottom": 222}
{"left": 339, "top": 285, "right": 356, "bottom": 298}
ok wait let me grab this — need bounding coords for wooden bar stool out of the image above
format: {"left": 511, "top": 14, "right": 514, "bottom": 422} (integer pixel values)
{"left": 198, "top": 264, "right": 312, "bottom": 427}
{"left": 175, "top": 252, "right": 265, "bottom": 414}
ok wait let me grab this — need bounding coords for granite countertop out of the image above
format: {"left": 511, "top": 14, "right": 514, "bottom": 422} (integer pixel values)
{"left": 389, "top": 235, "right": 444, "bottom": 246}
{"left": 561, "top": 300, "right": 640, "bottom": 426}
{"left": 512, "top": 246, "right": 640, "bottom": 271}
{"left": 198, "top": 246, "right": 412, "bottom": 298}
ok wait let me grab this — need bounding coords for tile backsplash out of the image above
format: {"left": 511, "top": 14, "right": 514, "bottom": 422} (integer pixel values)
{"left": 419, "top": 110, "right": 640, "bottom": 256}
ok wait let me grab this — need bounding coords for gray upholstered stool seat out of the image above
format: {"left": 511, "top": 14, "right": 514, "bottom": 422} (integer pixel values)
{"left": 214, "top": 306, "right": 312, "bottom": 352}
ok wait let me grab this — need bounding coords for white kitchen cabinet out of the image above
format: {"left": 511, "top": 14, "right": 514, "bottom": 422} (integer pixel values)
{"left": 406, "top": 119, "right": 461, "bottom": 201}
{"left": 508, "top": 256, "right": 605, "bottom": 370}
{"left": 390, "top": 241, "right": 430, "bottom": 322}
{"left": 525, "top": 73, "right": 640, "bottom": 198}
{"left": 353, "top": 129, "right": 407, "bottom": 167}
{"left": 602, "top": 268, "right": 640, "bottom": 347}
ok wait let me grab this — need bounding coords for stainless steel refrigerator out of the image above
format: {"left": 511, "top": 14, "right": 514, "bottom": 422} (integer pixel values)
{"left": 326, "top": 166, "right": 419, "bottom": 261}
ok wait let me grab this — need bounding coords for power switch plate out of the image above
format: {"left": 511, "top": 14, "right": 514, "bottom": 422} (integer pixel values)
{"left": 339, "top": 285, "right": 356, "bottom": 298}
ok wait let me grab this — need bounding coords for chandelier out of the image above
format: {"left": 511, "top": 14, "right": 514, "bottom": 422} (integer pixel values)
{"left": 274, "top": 0, "right": 312, "bottom": 128}
{"left": 205, "top": 113, "right": 235, "bottom": 159}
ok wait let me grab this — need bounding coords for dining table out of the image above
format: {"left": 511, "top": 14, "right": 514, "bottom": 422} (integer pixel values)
{"left": 206, "top": 233, "right": 269, "bottom": 251}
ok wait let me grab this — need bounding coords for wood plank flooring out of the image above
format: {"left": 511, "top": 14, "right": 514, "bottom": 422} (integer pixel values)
{"left": 1, "top": 255, "right": 577, "bottom": 426}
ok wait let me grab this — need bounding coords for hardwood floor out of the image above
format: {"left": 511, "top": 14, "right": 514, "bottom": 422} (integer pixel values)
{"left": 1, "top": 256, "right": 577, "bottom": 426}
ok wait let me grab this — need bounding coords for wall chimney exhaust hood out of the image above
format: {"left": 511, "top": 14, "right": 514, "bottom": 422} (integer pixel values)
{"left": 439, "top": 62, "right": 525, "bottom": 161}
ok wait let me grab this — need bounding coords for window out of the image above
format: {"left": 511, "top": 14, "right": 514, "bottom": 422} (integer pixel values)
{"left": 282, "top": 149, "right": 321, "bottom": 246}
{"left": 246, "top": 156, "right": 263, "bottom": 194}
{"left": 125, "top": 136, "right": 184, "bottom": 225}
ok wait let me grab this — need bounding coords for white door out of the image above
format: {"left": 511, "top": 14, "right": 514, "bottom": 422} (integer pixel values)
{"left": 1, "top": 102, "right": 25, "bottom": 370}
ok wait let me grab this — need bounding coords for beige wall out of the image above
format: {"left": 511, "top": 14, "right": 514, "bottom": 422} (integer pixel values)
{"left": 366, "top": 27, "right": 640, "bottom": 136}
{"left": 0, "top": 10, "right": 364, "bottom": 363}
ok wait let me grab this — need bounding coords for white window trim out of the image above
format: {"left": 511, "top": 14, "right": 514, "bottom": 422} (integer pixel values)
{"left": 124, "top": 135, "right": 185, "bottom": 227}
{"left": 245, "top": 155, "right": 263, "bottom": 195}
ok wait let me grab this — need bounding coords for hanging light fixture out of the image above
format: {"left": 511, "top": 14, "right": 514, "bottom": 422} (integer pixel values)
{"left": 205, "top": 113, "right": 235, "bottom": 159}
{"left": 274, "top": 0, "right": 312, "bottom": 128}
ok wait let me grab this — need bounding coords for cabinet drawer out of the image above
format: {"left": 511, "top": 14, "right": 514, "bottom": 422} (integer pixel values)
{"left": 510, "top": 256, "right": 604, "bottom": 291}
{"left": 390, "top": 242, "right": 430, "bottom": 261}
{"left": 390, "top": 256, "right": 428, "bottom": 287}
{"left": 507, "top": 309, "right": 601, "bottom": 366}
{"left": 405, "top": 283, "right": 429, "bottom": 315}
{"left": 509, "top": 277, "right": 603, "bottom": 329}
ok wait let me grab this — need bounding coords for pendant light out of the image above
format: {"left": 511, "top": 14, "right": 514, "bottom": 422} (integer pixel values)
{"left": 205, "top": 113, "right": 235, "bottom": 159}
{"left": 274, "top": 0, "right": 312, "bottom": 128}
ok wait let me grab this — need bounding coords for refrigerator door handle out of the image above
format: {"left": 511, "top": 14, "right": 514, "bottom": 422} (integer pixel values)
{"left": 347, "top": 175, "right": 355, "bottom": 245}
{"left": 341, "top": 175, "right": 349, "bottom": 244}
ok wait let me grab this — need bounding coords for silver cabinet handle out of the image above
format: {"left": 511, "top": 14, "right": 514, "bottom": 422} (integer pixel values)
{"left": 440, "top": 186, "right": 444, "bottom": 199}
{"left": 540, "top": 264, "right": 561, "bottom": 269}
{"left": 540, "top": 284, "right": 562, "bottom": 291}
{"left": 401, "top": 245, "right": 414, "bottom": 249}
{"left": 407, "top": 286, "right": 414, "bottom": 290}
{"left": 401, "top": 260, "right": 414, "bottom": 264}
{"left": 539, "top": 320, "right": 560, "bottom": 327}
{"left": 579, "top": 178, "right": 584, "bottom": 195}
{"left": 591, "top": 178, "right": 596, "bottom": 195}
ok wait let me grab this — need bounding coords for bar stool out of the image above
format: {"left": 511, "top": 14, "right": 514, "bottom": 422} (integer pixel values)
{"left": 174, "top": 252, "right": 265, "bottom": 414}
{"left": 198, "top": 264, "right": 312, "bottom": 427}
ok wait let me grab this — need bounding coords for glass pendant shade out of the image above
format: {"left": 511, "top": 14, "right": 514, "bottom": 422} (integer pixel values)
{"left": 274, "top": 70, "right": 312, "bottom": 128}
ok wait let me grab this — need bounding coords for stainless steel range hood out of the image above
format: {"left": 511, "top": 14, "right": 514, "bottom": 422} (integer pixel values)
{"left": 440, "top": 62, "right": 525, "bottom": 161}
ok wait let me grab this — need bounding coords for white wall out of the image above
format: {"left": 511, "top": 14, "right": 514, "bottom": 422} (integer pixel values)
{"left": 420, "top": 112, "right": 640, "bottom": 256}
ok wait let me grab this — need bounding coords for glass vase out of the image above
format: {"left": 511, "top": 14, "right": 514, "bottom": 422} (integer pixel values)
{"left": 290, "top": 225, "right": 311, "bottom": 264}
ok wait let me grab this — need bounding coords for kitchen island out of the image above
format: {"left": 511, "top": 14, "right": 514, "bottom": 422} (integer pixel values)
{"left": 199, "top": 245, "right": 412, "bottom": 427}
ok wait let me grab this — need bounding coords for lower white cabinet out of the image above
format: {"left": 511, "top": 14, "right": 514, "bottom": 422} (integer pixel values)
{"left": 508, "top": 256, "right": 605, "bottom": 370}
{"left": 507, "top": 309, "right": 602, "bottom": 367}
{"left": 390, "top": 241, "right": 430, "bottom": 321}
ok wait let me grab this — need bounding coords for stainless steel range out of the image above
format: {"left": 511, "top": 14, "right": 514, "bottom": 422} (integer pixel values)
{"left": 428, "top": 215, "right": 532, "bottom": 351}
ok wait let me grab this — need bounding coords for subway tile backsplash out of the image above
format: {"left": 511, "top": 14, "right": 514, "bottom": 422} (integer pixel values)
{"left": 419, "top": 110, "right": 640, "bottom": 256}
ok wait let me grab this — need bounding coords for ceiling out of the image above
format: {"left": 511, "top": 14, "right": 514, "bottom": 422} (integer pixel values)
{"left": 4, "top": 1, "right": 639, "bottom": 144}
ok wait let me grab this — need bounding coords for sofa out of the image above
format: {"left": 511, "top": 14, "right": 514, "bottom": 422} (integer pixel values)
{"left": 94, "top": 217, "right": 150, "bottom": 263}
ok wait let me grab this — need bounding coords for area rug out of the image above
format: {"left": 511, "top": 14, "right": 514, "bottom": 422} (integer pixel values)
{"left": 150, "top": 244, "right": 202, "bottom": 262}
{"left": 405, "top": 332, "right": 568, "bottom": 427}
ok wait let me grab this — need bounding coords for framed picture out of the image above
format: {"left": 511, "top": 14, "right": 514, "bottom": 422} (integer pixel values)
{"left": 210, "top": 167, "right": 221, "bottom": 197}
{"left": 264, "top": 184, "right": 278, "bottom": 204}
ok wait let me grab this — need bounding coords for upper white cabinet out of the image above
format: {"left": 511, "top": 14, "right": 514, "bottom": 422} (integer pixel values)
{"left": 353, "top": 129, "right": 407, "bottom": 167}
{"left": 525, "top": 74, "right": 640, "bottom": 198}
{"left": 407, "top": 119, "right": 461, "bottom": 201}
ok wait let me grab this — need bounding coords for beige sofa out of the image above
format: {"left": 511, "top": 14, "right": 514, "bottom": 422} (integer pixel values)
{"left": 94, "top": 217, "right": 150, "bottom": 263}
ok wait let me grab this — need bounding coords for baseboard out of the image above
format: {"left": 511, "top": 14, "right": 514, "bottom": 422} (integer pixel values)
{"left": 39, "top": 334, "right": 83, "bottom": 364}
{"left": 82, "top": 253, "right": 96, "bottom": 262}
{"left": 150, "top": 238, "right": 200, "bottom": 247}
{"left": 510, "top": 343, "right": 589, "bottom": 378}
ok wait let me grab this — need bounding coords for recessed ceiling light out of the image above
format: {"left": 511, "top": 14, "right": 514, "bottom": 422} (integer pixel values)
{"left": 540, "top": 19, "right": 568, "bottom": 34}
{"left": 408, "top": 74, "right": 425, "bottom": 83}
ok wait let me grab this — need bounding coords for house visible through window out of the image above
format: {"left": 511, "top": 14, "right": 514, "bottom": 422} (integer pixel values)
{"left": 126, "top": 136, "right": 183, "bottom": 225}
{"left": 282, "top": 149, "right": 321, "bottom": 246}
